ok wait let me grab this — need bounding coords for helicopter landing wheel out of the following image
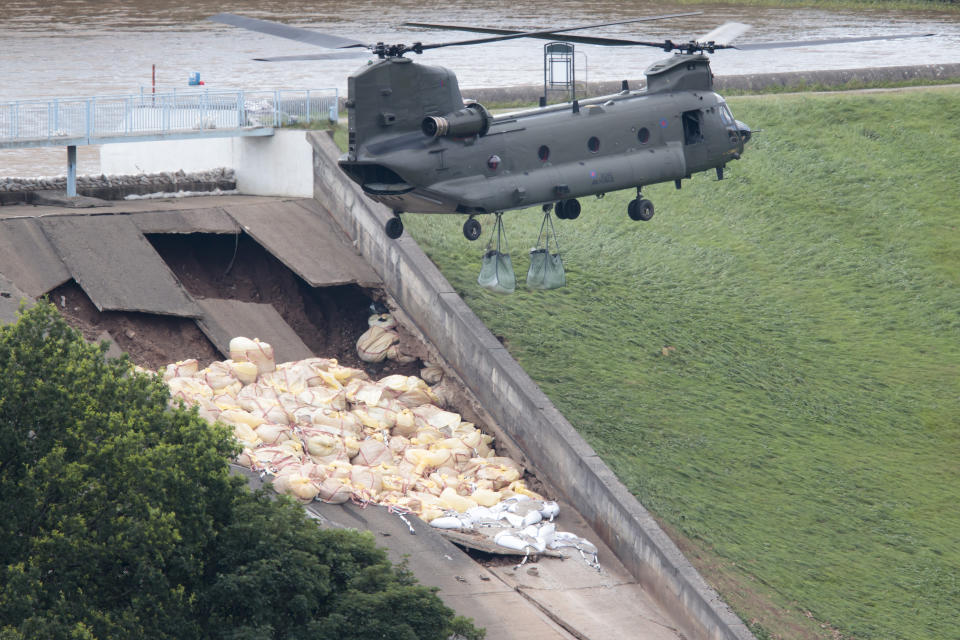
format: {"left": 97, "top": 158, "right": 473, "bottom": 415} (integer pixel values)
{"left": 385, "top": 215, "right": 404, "bottom": 239}
{"left": 557, "top": 199, "right": 580, "bottom": 220}
{"left": 463, "top": 217, "right": 482, "bottom": 241}
{"left": 628, "top": 198, "right": 654, "bottom": 222}
{"left": 554, "top": 201, "right": 568, "bottom": 219}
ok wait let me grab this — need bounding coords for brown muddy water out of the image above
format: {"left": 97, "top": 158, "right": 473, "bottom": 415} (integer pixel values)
{"left": 2, "top": 0, "right": 959, "bottom": 177}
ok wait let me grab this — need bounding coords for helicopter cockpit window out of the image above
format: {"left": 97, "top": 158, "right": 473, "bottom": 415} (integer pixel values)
{"left": 538, "top": 145, "right": 550, "bottom": 162}
{"left": 682, "top": 110, "right": 703, "bottom": 145}
{"left": 588, "top": 137, "right": 600, "bottom": 153}
{"left": 637, "top": 127, "right": 650, "bottom": 144}
{"left": 719, "top": 104, "right": 735, "bottom": 126}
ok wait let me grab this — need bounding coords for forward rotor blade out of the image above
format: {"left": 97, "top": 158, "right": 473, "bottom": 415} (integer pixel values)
{"left": 697, "top": 22, "right": 751, "bottom": 46}
{"left": 406, "top": 12, "right": 702, "bottom": 50}
{"left": 254, "top": 51, "right": 372, "bottom": 62}
{"left": 735, "top": 32, "right": 933, "bottom": 51}
{"left": 209, "top": 13, "right": 368, "bottom": 50}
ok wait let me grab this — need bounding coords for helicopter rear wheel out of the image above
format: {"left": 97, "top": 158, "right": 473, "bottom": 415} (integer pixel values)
{"left": 557, "top": 199, "right": 580, "bottom": 220}
{"left": 628, "top": 198, "right": 654, "bottom": 221}
{"left": 463, "top": 217, "right": 482, "bottom": 241}
{"left": 385, "top": 215, "right": 404, "bottom": 239}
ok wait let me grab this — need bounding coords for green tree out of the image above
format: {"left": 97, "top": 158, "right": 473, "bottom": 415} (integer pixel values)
{"left": 0, "top": 303, "right": 481, "bottom": 640}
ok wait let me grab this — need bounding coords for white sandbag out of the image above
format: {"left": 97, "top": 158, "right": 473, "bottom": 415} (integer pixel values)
{"left": 356, "top": 325, "right": 399, "bottom": 363}
{"left": 420, "top": 361, "right": 444, "bottom": 385}
{"left": 351, "top": 439, "right": 391, "bottom": 467}
{"left": 430, "top": 516, "right": 471, "bottom": 530}
{"left": 539, "top": 501, "right": 560, "bottom": 520}
{"left": 316, "top": 477, "right": 351, "bottom": 504}
{"left": 229, "top": 336, "right": 275, "bottom": 374}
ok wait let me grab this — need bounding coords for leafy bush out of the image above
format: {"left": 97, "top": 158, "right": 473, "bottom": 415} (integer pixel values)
{"left": 0, "top": 303, "right": 481, "bottom": 640}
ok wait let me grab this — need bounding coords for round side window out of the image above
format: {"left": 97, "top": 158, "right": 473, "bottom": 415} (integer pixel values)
{"left": 588, "top": 136, "right": 600, "bottom": 153}
{"left": 637, "top": 127, "right": 650, "bottom": 144}
{"left": 538, "top": 145, "right": 550, "bottom": 162}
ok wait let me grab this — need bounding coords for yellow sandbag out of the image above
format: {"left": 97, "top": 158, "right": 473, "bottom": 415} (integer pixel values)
{"left": 286, "top": 474, "right": 320, "bottom": 503}
{"left": 392, "top": 408, "right": 416, "bottom": 437}
{"left": 325, "top": 460, "right": 353, "bottom": 479}
{"left": 507, "top": 480, "right": 543, "bottom": 500}
{"left": 327, "top": 363, "right": 368, "bottom": 385}
{"left": 167, "top": 376, "right": 213, "bottom": 401}
{"left": 411, "top": 426, "right": 443, "bottom": 446}
{"left": 220, "top": 409, "right": 266, "bottom": 430}
{"left": 471, "top": 488, "right": 503, "bottom": 508}
{"left": 163, "top": 358, "right": 199, "bottom": 381}
{"left": 404, "top": 448, "right": 452, "bottom": 476}
{"left": 312, "top": 410, "right": 363, "bottom": 436}
{"left": 227, "top": 359, "right": 259, "bottom": 385}
{"left": 259, "top": 368, "right": 308, "bottom": 395}
{"left": 343, "top": 436, "right": 361, "bottom": 458}
{"left": 438, "top": 487, "right": 478, "bottom": 513}
{"left": 255, "top": 423, "right": 291, "bottom": 445}
{"left": 297, "top": 387, "right": 347, "bottom": 410}
{"left": 345, "top": 380, "right": 386, "bottom": 407}
{"left": 231, "top": 422, "right": 261, "bottom": 447}
{"left": 229, "top": 336, "right": 275, "bottom": 374}
{"left": 352, "top": 406, "right": 397, "bottom": 430}
{"left": 305, "top": 432, "right": 343, "bottom": 458}
{"left": 412, "top": 405, "right": 461, "bottom": 431}
{"left": 202, "top": 362, "right": 240, "bottom": 391}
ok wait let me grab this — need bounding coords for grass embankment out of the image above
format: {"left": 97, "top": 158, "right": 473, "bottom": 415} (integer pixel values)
{"left": 402, "top": 88, "right": 960, "bottom": 639}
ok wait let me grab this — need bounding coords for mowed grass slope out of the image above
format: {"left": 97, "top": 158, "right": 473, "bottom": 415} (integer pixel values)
{"left": 403, "top": 88, "right": 960, "bottom": 640}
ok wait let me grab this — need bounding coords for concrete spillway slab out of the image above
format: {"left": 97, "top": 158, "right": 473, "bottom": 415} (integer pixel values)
{"left": 0, "top": 219, "right": 71, "bottom": 297}
{"left": 131, "top": 207, "right": 240, "bottom": 235}
{"left": 305, "top": 501, "right": 578, "bottom": 640}
{"left": 224, "top": 199, "right": 381, "bottom": 288}
{"left": 0, "top": 274, "right": 32, "bottom": 325}
{"left": 195, "top": 298, "right": 313, "bottom": 363}
{"left": 39, "top": 215, "right": 200, "bottom": 317}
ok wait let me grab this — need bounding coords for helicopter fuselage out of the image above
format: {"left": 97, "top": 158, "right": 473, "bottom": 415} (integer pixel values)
{"left": 338, "top": 54, "right": 750, "bottom": 219}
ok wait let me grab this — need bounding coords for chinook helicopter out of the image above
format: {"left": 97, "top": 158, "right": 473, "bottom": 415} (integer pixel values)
{"left": 210, "top": 13, "right": 931, "bottom": 241}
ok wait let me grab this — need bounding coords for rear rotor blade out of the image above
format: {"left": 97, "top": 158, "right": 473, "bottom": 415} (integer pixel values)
{"left": 209, "top": 13, "right": 368, "bottom": 50}
{"left": 406, "top": 12, "right": 702, "bottom": 50}
{"left": 735, "top": 32, "right": 933, "bottom": 51}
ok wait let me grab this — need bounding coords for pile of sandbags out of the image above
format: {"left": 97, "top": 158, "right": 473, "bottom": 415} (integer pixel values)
{"left": 430, "top": 495, "right": 598, "bottom": 559}
{"left": 161, "top": 336, "right": 545, "bottom": 524}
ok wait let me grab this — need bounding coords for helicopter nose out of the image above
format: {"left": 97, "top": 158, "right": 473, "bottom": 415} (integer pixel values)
{"left": 735, "top": 120, "right": 752, "bottom": 144}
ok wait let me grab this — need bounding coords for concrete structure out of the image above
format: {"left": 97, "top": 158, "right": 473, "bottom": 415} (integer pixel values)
{"left": 309, "top": 131, "right": 755, "bottom": 640}
{"left": 100, "top": 129, "right": 314, "bottom": 197}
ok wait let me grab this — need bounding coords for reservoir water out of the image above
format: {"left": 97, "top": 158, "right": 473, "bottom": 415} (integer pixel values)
{"left": 2, "top": 0, "right": 959, "bottom": 177}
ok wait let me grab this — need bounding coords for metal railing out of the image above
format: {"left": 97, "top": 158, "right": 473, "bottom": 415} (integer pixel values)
{"left": 0, "top": 88, "right": 338, "bottom": 146}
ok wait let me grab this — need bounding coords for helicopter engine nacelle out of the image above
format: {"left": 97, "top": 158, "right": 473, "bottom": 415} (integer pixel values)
{"left": 422, "top": 102, "right": 491, "bottom": 139}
